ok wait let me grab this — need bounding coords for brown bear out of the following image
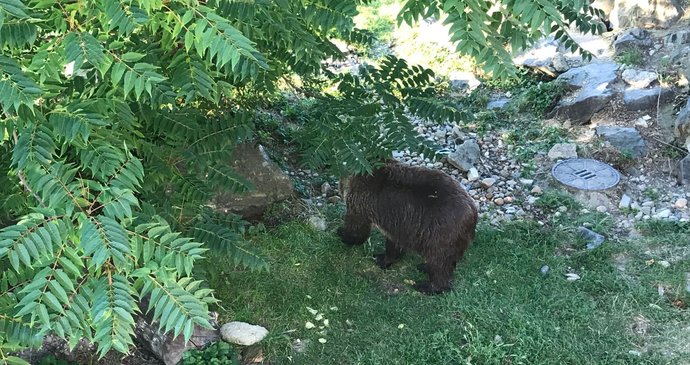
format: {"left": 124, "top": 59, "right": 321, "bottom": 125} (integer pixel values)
{"left": 337, "top": 160, "right": 478, "bottom": 294}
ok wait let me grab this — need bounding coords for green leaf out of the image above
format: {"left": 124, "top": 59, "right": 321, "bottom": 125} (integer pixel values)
{"left": 0, "top": 0, "right": 29, "bottom": 18}
{"left": 120, "top": 52, "right": 146, "bottom": 62}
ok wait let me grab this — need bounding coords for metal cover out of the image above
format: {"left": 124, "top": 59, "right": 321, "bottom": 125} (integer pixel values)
{"left": 551, "top": 158, "right": 620, "bottom": 191}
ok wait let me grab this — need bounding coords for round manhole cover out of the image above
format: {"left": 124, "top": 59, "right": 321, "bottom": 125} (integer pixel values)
{"left": 551, "top": 158, "right": 620, "bottom": 191}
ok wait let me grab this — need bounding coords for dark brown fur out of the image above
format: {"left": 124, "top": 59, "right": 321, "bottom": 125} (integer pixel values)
{"left": 337, "top": 161, "right": 478, "bottom": 294}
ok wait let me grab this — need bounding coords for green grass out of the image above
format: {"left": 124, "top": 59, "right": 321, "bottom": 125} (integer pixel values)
{"left": 206, "top": 215, "right": 690, "bottom": 364}
{"left": 617, "top": 49, "right": 644, "bottom": 66}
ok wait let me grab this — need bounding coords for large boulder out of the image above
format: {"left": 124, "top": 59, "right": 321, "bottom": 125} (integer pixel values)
{"left": 595, "top": 126, "right": 648, "bottom": 157}
{"left": 212, "top": 143, "right": 293, "bottom": 218}
{"left": 594, "top": 0, "right": 684, "bottom": 30}
{"left": 550, "top": 62, "right": 619, "bottom": 124}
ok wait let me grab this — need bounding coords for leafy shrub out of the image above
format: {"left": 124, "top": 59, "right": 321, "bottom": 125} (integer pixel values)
{"left": 617, "top": 48, "right": 644, "bottom": 66}
{"left": 180, "top": 341, "right": 240, "bottom": 365}
{"left": 515, "top": 81, "right": 568, "bottom": 115}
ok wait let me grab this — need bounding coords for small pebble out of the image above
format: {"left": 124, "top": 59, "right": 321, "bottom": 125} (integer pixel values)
{"left": 531, "top": 186, "right": 542, "bottom": 195}
{"left": 494, "top": 198, "right": 505, "bottom": 206}
{"left": 675, "top": 198, "right": 688, "bottom": 209}
{"left": 658, "top": 260, "right": 671, "bottom": 268}
{"left": 540, "top": 265, "right": 550, "bottom": 276}
{"left": 480, "top": 178, "right": 496, "bottom": 189}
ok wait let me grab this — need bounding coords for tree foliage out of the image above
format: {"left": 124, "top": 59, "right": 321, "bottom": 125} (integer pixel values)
{"left": 0, "top": 0, "right": 602, "bottom": 361}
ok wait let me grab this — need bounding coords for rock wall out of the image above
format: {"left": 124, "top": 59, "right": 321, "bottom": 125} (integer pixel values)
{"left": 593, "top": 0, "right": 685, "bottom": 29}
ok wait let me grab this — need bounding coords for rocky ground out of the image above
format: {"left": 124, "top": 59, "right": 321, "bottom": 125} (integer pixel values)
{"left": 289, "top": 22, "right": 690, "bottom": 242}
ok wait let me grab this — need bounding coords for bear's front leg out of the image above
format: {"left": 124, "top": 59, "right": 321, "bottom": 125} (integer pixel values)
{"left": 337, "top": 213, "right": 371, "bottom": 246}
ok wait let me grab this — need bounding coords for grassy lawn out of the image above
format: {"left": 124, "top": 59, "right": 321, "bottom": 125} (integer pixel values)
{"left": 205, "top": 208, "right": 690, "bottom": 365}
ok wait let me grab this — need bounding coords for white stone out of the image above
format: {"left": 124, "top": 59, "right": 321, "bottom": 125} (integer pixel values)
{"left": 659, "top": 260, "right": 671, "bottom": 268}
{"left": 467, "top": 167, "right": 480, "bottom": 181}
{"left": 619, "top": 194, "right": 632, "bottom": 209}
{"left": 480, "top": 178, "right": 496, "bottom": 189}
{"left": 220, "top": 322, "right": 268, "bottom": 346}
{"left": 675, "top": 198, "right": 688, "bottom": 209}
{"left": 565, "top": 273, "right": 581, "bottom": 281}
{"left": 308, "top": 216, "right": 327, "bottom": 231}
{"left": 596, "top": 205, "right": 608, "bottom": 213}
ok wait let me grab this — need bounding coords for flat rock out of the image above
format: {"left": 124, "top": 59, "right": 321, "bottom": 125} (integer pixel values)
{"left": 621, "top": 69, "right": 658, "bottom": 89}
{"left": 447, "top": 139, "right": 480, "bottom": 172}
{"left": 578, "top": 227, "right": 605, "bottom": 250}
{"left": 547, "top": 143, "right": 578, "bottom": 160}
{"left": 595, "top": 126, "right": 648, "bottom": 157}
{"left": 220, "top": 322, "right": 268, "bottom": 346}
{"left": 623, "top": 87, "right": 673, "bottom": 111}
{"left": 551, "top": 62, "right": 618, "bottom": 124}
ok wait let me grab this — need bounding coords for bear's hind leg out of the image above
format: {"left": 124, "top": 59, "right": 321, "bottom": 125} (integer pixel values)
{"left": 337, "top": 213, "right": 371, "bottom": 246}
{"left": 374, "top": 239, "right": 404, "bottom": 269}
{"left": 415, "top": 246, "right": 465, "bottom": 295}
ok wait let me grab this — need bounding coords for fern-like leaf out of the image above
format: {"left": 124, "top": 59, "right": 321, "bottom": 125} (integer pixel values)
{"left": 0, "top": 216, "right": 67, "bottom": 272}
{"left": 190, "top": 222, "right": 267, "bottom": 270}
{"left": 134, "top": 218, "right": 207, "bottom": 276}
{"left": 0, "top": 55, "right": 41, "bottom": 114}
{"left": 91, "top": 275, "right": 136, "bottom": 356}
{"left": 79, "top": 215, "right": 131, "bottom": 269}
{"left": 11, "top": 122, "right": 55, "bottom": 169}
{"left": 0, "top": 20, "right": 37, "bottom": 49}
{"left": 63, "top": 32, "right": 112, "bottom": 77}
{"left": 137, "top": 269, "right": 213, "bottom": 341}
